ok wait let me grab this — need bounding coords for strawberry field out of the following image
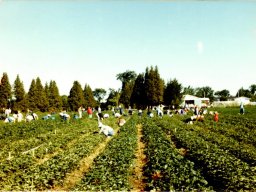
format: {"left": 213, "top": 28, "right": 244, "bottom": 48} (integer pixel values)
{"left": 0, "top": 107, "right": 255, "bottom": 191}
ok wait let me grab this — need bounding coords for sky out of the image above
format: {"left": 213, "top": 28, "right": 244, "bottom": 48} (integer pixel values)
{"left": 0, "top": 0, "right": 256, "bottom": 96}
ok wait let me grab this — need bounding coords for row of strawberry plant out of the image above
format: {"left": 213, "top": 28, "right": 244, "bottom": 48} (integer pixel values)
{"left": 0, "top": 129, "right": 105, "bottom": 190}
{"left": 141, "top": 118, "right": 211, "bottom": 191}
{"left": 188, "top": 121, "right": 256, "bottom": 166}
{"left": 155, "top": 117, "right": 256, "bottom": 191}
{"left": 220, "top": 115, "right": 256, "bottom": 130}
{"left": 178, "top": 114, "right": 256, "bottom": 166}
{"left": 0, "top": 114, "right": 82, "bottom": 143}
{"left": 0, "top": 119, "right": 95, "bottom": 161}
{"left": 72, "top": 116, "right": 137, "bottom": 191}
{"left": 0, "top": 118, "right": 101, "bottom": 190}
{"left": 200, "top": 115, "right": 256, "bottom": 146}
{"left": 0, "top": 119, "right": 60, "bottom": 142}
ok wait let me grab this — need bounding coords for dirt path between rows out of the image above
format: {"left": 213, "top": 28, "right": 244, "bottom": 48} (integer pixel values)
{"left": 129, "top": 123, "right": 146, "bottom": 191}
{"left": 53, "top": 127, "right": 120, "bottom": 191}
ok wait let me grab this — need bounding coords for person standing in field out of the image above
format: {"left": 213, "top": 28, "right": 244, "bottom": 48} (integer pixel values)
{"left": 214, "top": 111, "right": 219, "bottom": 122}
{"left": 78, "top": 106, "right": 83, "bottom": 118}
{"left": 194, "top": 106, "right": 199, "bottom": 116}
{"left": 87, "top": 107, "right": 93, "bottom": 118}
{"left": 240, "top": 102, "right": 245, "bottom": 115}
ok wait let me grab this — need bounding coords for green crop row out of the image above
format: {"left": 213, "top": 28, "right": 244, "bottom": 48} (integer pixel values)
{"left": 198, "top": 115, "right": 256, "bottom": 147}
{"left": 220, "top": 115, "right": 256, "bottom": 130}
{"left": 155, "top": 117, "right": 256, "bottom": 191}
{"left": 0, "top": 117, "right": 103, "bottom": 190}
{"left": 0, "top": 130, "right": 105, "bottom": 190}
{"left": 187, "top": 122, "right": 256, "bottom": 166}
{"left": 0, "top": 120, "right": 95, "bottom": 161}
{"left": 73, "top": 116, "right": 137, "bottom": 191}
{"left": 141, "top": 117, "right": 211, "bottom": 191}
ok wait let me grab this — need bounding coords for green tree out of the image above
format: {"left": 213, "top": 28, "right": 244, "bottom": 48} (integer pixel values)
{"left": 0, "top": 73, "right": 12, "bottom": 109}
{"left": 116, "top": 70, "right": 137, "bottom": 89}
{"left": 183, "top": 86, "right": 195, "bottom": 95}
{"left": 93, "top": 88, "right": 106, "bottom": 105}
{"left": 195, "top": 86, "right": 215, "bottom": 102}
{"left": 119, "top": 82, "right": 134, "bottom": 108}
{"left": 144, "top": 66, "right": 164, "bottom": 108}
{"left": 13, "top": 75, "right": 27, "bottom": 111}
{"left": 236, "top": 87, "right": 252, "bottom": 98}
{"left": 48, "top": 80, "right": 62, "bottom": 112}
{"left": 83, "top": 84, "right": 96, "bottom": 108}
{"left": 249, "top": 84, "right": 256, "bottom": 95}
{"left": 61, "top": 95, "right": 69, "bottom": 111}
{"left": 44, "top": 82, "right": 50, "bottom": 100}
{"left": 164, "top": 78, "right": 183, "bottom": 108}
{"left": 250, "top": 84, "right": 256, "bottom": 102}
{"left": 68, "top": 81, "right": 85, "bottom": 111}
{"left": 214, "top": 89, "right": 230, "bottom": 101}
{"left": 27, "top": 79, "right": 38, "bottom": 111}
{"left": 130, "top": 73, "right": 145, "bottom": 109}
{"left": 106, "top": 88, "right": 120, "bottom": 108}
{"left": 35, "top": 77, "right": 49, "bottom": 112}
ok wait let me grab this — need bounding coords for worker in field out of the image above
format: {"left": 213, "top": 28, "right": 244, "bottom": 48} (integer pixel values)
{"left": 87, "top": 107, "right": 93, "bottom": 118}
{"left": 78, "top": 106, "right": 83, "bottom": 118}
{"left": 194, "top": 106, "right": 200, "bottom": 116}
{"left": 240, "top": 102, "right": 245, "bottom": 115}
{"left": 97, "top": 113, "right": 114, "bottom": 137}
{"left": 213, "top": 111, "right": 219, "bottom": 122}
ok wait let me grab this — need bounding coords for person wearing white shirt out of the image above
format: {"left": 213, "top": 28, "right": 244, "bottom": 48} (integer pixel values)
{"left": 98, "top": 122, "right": 114, "bottom": 137}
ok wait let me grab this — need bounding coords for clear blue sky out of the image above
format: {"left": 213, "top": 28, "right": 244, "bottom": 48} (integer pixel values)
{"left": 0, "top": 0, "right": 255, "bottom": 96}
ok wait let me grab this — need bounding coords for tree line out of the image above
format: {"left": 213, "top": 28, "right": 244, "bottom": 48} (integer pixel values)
{"left": 0, "top": 66, "right": 256, "bottom": 112}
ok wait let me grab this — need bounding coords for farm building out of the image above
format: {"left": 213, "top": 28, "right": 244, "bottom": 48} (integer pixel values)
{"left": 234, "top": 97, "right": 250, "bottom": 105}
{"left": 212, "top": 96, "right": 251, "bottom": 107}
{"left": 180, "top": 94, "right": 210, "bottom": 108}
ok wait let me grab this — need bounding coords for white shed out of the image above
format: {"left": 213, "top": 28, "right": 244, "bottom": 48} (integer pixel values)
{"left": 181, "top": 95, "right": 209, "bottom": 108}
{"left": 234, "top": 97, "right": 250, "bottom": 105}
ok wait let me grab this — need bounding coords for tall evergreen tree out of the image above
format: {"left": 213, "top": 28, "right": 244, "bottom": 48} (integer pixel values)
{"left": 61, "top": 95, "right": 69, "bottom": 111}
{"left": 0, "top": 72, "right": 12, "bottom": 108}
{"left": 68, "top": 81, "right": 85, "bottom": 111}
{"left": 35, "top": 77, "right": 49, "bottom": 112}
{"left": 27, "top": 79, "right": 38, "bottom": 111}
{"left": 144, "top": 66, "right": 164, "bottom": 108}
{"left": 164, "top": 78, "right": 183, "bottom": 108}
{"left": 119, "top": 82, "right": 134, "bottom": 108}
{"left": 130, "top": 73, "right": 145, "bottom": 109}
{"left": 13, "top": 75, "right": 27, "bottom": 111}
{"left": 83, "top": 84, "right": 96, "bottom": 108}
{"left": 44, "top": 82, "right": 50, "bottom": 100}
{"left": 154, "top": 66, "right": 164, "bottom": 104}
{"left": 48, "top": 80, "right": 62, "bottom": 112}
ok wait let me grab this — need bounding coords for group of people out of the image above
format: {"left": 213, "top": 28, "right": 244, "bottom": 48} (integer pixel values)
{"left": 1, "top": 109, "right": 38, "bottom": 123}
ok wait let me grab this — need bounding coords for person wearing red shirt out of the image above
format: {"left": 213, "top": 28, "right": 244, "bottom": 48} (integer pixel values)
{"left": 87, "top": 107, "right": 93, "bottom": 118}
{"left": 214, "top": 112, "right": 219, "bottom": 122}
